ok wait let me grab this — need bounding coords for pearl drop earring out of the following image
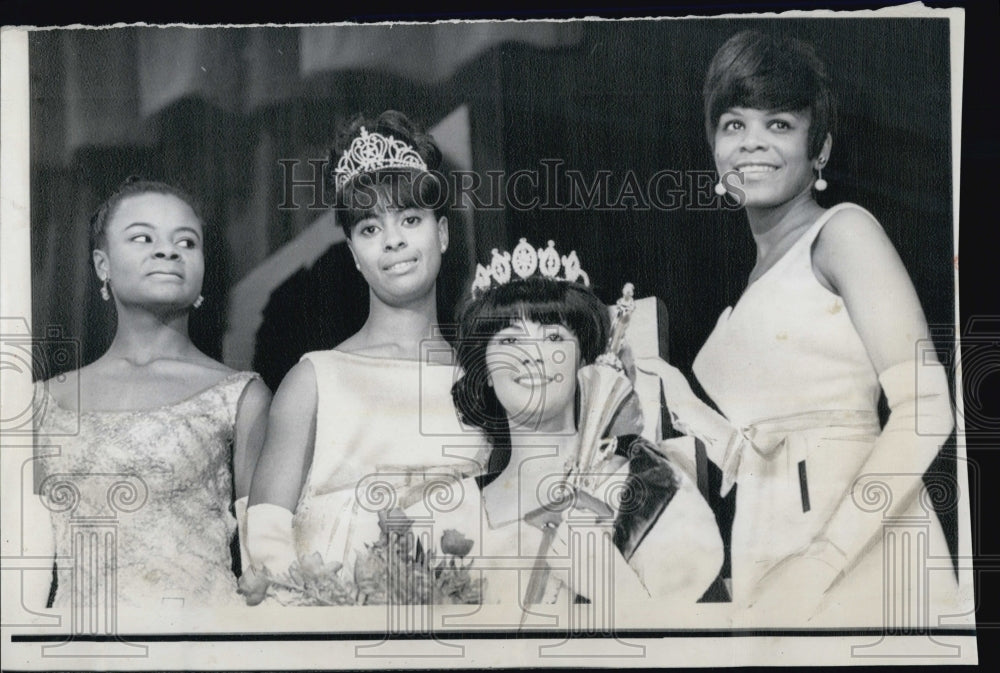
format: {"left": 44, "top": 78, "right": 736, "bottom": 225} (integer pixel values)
{"left": 814, "top": 157, "right": 828, "bottom": 192}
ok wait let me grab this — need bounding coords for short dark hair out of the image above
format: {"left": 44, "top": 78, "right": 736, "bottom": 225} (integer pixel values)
{"left": 703, "top": 30, "right": 836, "bottom": 158}
{"left": 89, "top": 177, "right": 203, "bottom": 252}
{"left": 327, "top": 110, "right": 447, "bottom": 238}
{"left": 452, "top": 277, "right": 610, "bottom": 460}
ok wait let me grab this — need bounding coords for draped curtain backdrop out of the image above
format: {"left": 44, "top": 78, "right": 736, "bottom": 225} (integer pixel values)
{"left": 30, "top": 23, "right": 584, "bottom": 372}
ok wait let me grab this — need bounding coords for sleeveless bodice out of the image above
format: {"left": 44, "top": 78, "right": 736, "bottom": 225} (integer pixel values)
{"left": 35, "top": 371, "right": 258, "bottom": 608}
{"left": 292, "top": 349, "right": 487, "bottom": 569}
{"left": 693, "top": 203, "right": 880, "bottom": 428}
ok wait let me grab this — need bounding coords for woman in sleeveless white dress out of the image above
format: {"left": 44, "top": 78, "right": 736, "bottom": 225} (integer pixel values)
{"left": 640, "top": 32, "right": 957, "bottom": 625}
{"left": 245, "top": 112, "right": 486, "bottom": 600}
{"left": 31, "top": 179, "right": 270, "bottom": 610}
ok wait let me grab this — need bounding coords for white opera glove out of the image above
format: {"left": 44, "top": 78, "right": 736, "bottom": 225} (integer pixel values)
{"left": 246, "top": 503, "right": 299, "bottom": 575}
{"left": 820, "top": 359, "right": 954, "bottom": 579}
{"left": 241, "top": 502, "right": 299, "bottom": 605}
{"left": 634, "top": 356, "right": 754, "bottom": 495}
{"left": 240, "top": 503, "right": 300, "bottom": 605}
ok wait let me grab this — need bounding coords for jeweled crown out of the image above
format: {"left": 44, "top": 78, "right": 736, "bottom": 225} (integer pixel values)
{"left": 471, "top": 239, "right": 590, "bottom": 297}
{"left": 334, "top": 127, "right": 428, "bottom": 192}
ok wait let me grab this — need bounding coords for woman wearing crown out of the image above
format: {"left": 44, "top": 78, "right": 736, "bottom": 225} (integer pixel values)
{"left": 243, "top": 111, "right": 488, "bottom": 603}
{"left": 398, "top": 239, "right": 724, "bottom": 611}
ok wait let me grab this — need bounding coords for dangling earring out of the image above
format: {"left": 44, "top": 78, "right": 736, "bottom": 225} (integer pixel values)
{"left": 192, "top": 295, "right": 204, "bottom": 309}
{"left": 814, "top": 157, "right": 828, "bottom": 192}
{"left": 100, "top": 277, "right": 111, "bottom": 301}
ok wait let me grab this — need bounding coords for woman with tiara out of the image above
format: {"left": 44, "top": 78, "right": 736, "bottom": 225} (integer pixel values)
{"left": 32, "top": 178, "right": 271, "bottom": 608}
{"left": 401, "top": 240, "right": 724, "bottom": 609}
{"left": 244, "top": 111, "right": 487, "bottom": 600}
{"left": 639, "top": 31, "right": 956, "bottom": 624}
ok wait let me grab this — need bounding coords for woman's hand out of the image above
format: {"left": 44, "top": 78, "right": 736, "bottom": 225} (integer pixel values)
{"left": 238, "top": 566, "right": 272, "bottom": 606}
{"left": 744, "top": 539, "right": 845, "bottom": 624}
{"left": 634, "top": 356, "right": 731, "bottom": 444}
{"left": 633, "top": 356, "right": 750, "bottom": 494}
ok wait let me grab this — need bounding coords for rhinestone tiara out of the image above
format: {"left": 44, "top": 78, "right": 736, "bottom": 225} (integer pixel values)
{"left": 471, "top": 239, "right": 590, "bottom": 297}
{"left": 334, "top": 127, "right": 428, "bottom": 192}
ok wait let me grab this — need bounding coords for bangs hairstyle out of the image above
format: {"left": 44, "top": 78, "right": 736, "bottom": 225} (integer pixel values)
{"left": 89, "top": 177, "right": 203, "bottom": 252}
{"left": 452, "top": 277, "right": 610, "bottom": 453}
{"left": 333, "top": 169, "right": 447, "bottom": 237}
{"left": 328, "top": 110, "right": 447, "bottom": 238}
{"left": 703, "top": 30, "right": 836, "bottom": 158}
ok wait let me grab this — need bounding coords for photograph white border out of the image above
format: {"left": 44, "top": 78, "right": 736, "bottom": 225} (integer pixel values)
{"left": 0, "top": 4, "right": 979, "bottom": 668}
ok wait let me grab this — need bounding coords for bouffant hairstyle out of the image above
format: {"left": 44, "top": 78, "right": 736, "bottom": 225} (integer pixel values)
{"left": 328, "top": 110, "right": 447, "bottom": 238}
{"left": 89, "top": 177, "right": 203, "bottom": 252}
{"left": 452, "top": 277, "right": 610, "bottom": 478}
{"left": 703, "top": 30, "right": 836, "bottom": 158}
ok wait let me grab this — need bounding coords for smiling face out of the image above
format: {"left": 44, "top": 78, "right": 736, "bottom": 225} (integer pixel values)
{"left": 93, "top": 192, "right": 205, "bottom": 310}
{"left": 713, "top": 107, "right": 828, "bottom": 209}
{"left": 485, "top": 318, "right": 580, "bottom": 434}
{"left": 347, "top": 206, "right": 448, "bottom": 307}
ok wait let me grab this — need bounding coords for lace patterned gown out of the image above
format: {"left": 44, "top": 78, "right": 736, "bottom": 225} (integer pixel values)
{"left": 34, "top": 371, "right": 259, "bottom": 609}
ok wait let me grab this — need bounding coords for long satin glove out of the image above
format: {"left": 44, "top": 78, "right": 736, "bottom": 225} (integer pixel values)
{"left": 819, "top": 358, "right": 954, "bottom": 578}
{"left": 748, "top": 359, "right": 954, "bottom": 618}
{"left": 242, "top": 503, "right": 299, "bottom": 605}
{"left": 634, "top": 356, "right": 755, "bottom": 496}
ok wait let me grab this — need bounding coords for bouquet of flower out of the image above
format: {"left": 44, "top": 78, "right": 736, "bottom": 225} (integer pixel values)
{"left": 239, "top": 508, "right": 482, "bottom": 606}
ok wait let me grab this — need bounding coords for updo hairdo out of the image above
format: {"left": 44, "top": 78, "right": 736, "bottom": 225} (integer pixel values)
{"left": 703, "top": 30, "right": 836, "bottom": 159}
{"left": 327, "top": 110, "right": 447, "bottom": 238}
{"left": 89, "top": 177, "right": 203, "bottom": 253}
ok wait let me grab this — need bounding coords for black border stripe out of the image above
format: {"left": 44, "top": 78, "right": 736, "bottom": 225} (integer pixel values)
{"left": 10, "top": 628, "right": 978, "bottom": 642}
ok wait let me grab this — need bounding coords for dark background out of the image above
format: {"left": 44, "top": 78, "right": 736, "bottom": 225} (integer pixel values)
{"left": 29, "top": 19, "right": 954, "bottom": 384}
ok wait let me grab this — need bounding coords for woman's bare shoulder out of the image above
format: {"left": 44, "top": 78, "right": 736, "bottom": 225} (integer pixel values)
{"left": 270, "top": 359, "right": 318, "bottom": 407}
{"left": 813, "top": 205, "right": 901, "bottom": 286}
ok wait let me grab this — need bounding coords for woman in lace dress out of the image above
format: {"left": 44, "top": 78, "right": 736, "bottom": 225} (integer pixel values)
{"left": 641, "top": 31, "right": 956, "bottom": 624}
{"left": 33, "top": 179, "right": 271, "bottom": 609}
{"left": 245, "top": 111, "right": 486, "bottom": 601}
